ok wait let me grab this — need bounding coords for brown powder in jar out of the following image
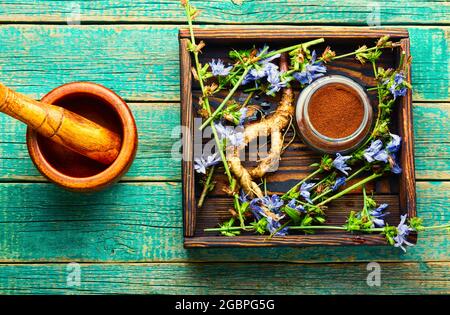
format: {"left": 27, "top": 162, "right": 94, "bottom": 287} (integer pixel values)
{"left": 308, "top": 83, "right": 364, "bottom": 139}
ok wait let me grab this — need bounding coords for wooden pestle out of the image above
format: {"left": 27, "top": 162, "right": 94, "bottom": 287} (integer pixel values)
{"left": 0, "top": 83, "right": 121, "bottom": 165}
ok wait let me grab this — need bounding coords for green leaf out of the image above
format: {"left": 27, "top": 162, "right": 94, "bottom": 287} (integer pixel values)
{"left": 283, "top": 206, "right": 302, "bottom": 224}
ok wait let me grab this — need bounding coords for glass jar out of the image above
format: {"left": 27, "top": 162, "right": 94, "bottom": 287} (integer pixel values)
{"left": 295, "top": 75, "right": 373, "bottom": 154}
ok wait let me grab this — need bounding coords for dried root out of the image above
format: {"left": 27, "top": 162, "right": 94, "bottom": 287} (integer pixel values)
{"left": 228, "top": 53, "right": 295, "bottom": 198}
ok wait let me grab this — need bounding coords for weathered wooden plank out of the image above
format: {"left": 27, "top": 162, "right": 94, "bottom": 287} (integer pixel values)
{"left": 0, "top": 1, "right": 448, "bottom": 25}
{"left": 0, "top": 102, "right": 446, "bottom": 181}
{"left": 0, "top": 181, "right": 448, "bottom": 262}
{"left": 413, "top": 103, "right": 450, "bottom": 179}
{"left": 0, "top": 25, "right": 448, "bottom": 101}
{"left": 0, "top": 103, "right": 181, "bottom": 181}
{"left": 0, "top": 262, "right": 448, "bottom": 295}
{"left": 0, "top": 25, "right": 180, "bottom": 102}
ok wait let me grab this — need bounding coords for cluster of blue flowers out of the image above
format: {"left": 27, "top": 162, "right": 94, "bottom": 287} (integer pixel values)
{"left": 332, "top": 153, "right": 352, "bottom": 175}
{"left": 394, "top": 214, "right": 415, "bottom": 252}
{"left": 384, "top": 73, "right": 408, "bottom": 99}
{"left": 193, "top": 122, "right": 246, "bottom": 175}
{"left": 293, "top": 50, "right": 327, "bottom": 85}
{"left": 242, "top": 47, "right": 289, "bottom": 96}
{"left": 356, "top": 202, "right": 390, "bottom": 228}
{"left": 209, "top": 59, "right": 232, "bottom": 77}
{"left": 214, "top": 122, "right": 244, "bottom": 147}
{"left": 250, "top": 194, "right": 288, "bottom": 236}
{"left": 209, "top": 47, "right": 328, "bottom": 97}
{"left": 287, "top": 199, "right": 306, "bottom": 213}
{"left": 364, "top": 133, "right": 402, "bottom": 174}
{"left": 194, "top": 152, "right": 221, "bottom": 174}
{"left": 369, "top": 203, "right": 390, "bottom": 227}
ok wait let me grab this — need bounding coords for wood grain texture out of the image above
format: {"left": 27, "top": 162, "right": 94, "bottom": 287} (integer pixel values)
{"left": 0, "top": 182, "right": 447, "bottom": 262}
{"left": 182, "top": 29, "right": 415, "bottom": 246}
{"left": 398, "top": 38, "right": 417, "bottom": 222}
{"left": 0, "top": 102, "right": 448, "bottom": 181}
{"left": 0, "top": 103, "right": 181, "bottom": 181}
{"left": 180, "top": 39, "right": 196, "bottom": 237}
{"left": 0, "top": 0, "right": 448, "bottom": 25}
{"left": 0, "top": 1, "right": 448, "bottom": 295}
{"left": 414, "top": 103, "right": 450, "bottom": 179}
{"left": 0, "top": 25, "right": 447, "bottom": 101}
{"left": 0, "top": 25, "right": 180, "bottom": 102}
{"left": 0, "top": 262, "right": 448, "bottom": 295}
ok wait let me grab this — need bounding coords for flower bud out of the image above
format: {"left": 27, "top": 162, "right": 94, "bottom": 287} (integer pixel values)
{"left": 321, "top": 46, "right": 336, "bottom": 63}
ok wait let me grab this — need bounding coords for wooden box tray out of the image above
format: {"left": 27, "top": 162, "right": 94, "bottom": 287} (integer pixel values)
{"left": 180, "top": 28, "right": 416, "bottom": 248}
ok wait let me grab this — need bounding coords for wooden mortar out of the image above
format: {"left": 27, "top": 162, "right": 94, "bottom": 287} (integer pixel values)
{"left": 0, "top": 82, "right": 138, "bottom": 191}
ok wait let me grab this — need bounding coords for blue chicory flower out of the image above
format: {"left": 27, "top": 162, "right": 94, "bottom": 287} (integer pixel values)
{"left": 215, "top": 122, "right": 244, "bottom": 147}
{"left": 194, "top": 152, "right": 221, "bottom": 174}
{"left": 331, "top": 176, "right": 347, "bottom": 192}
{"left": 260, "top": 194, "right": 284, "bottom": 212}
{"left": 394, "top": 73, "right": 405, "bottom": 85}
{"left": 293, "top": 50, "right": 327, "bottom": 85}
{"left": 267, "top": 69, "right": 289, "bottom": 96}
{"left": 300, "top": 182, "right": 315, "bottom": 204}
{"left": 384, "top": 72, "right": 408, "bottom": 99}
{"left": 389, "top": 85, "right": 408, "bottom": 99}
{"left": 369, "top": 203, "right": 390, "bottom": 227}
{"left": 238, "top": 107, "right": 248, "bottom": 125}
{"left": 394, "top": 214, "right": 414, "bottom": 252}
{"left": 266, "top": 217, "right": 288, "bottom": 236}
{"left": 363, "top": 135, "right": 402, "bottom": 173}
{"left": 241, "top": 46, "right": 281, "bottom": 86}
{"left": 250, "top": 61, "right": 279, "bottom": 81}
{"left": 389, "top": 153, "right": 402, "bottom": 174}
{"left": 250, "top": 194, "right": 284, "bottom": 216}
{"left": 209, "top": 59, "right": 232, "bottom": 77}
{"left": 287, "top": 199, "right": 306, "bottom": 213}
{"left": 257, "top": 45, "right": 281, "bottom": 63}
{"left": 250, "top": 195, "right": 287, "bottom": 235}
{"left": 386, "top": 134, "right": 402, "bottom": 174}
{"left": 386, "top": 133, "right": 401, "bottom": 153}
{"left": 363, "top": 140, "right": 389, "bottom": 163}
{"left": 239, "top": 189, "right": 249, "bottom": 203}
{"left": 332, "top": 153, "right": 352, "bottom": 175}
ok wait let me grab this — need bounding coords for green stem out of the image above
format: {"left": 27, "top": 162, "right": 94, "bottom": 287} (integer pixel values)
{"left": 259, "top": 38, "right": 325, "bottom": 60}
{"left": 372, "top": 60, "right": 378, "bottom": 78}
{"left": 268, "top": 220, "right": 291, "bottom": 239}
{"left": 347, "top": 165, "right": 371, "bottom": 181}
{"left": 317, "top": 173, "right": 383, "bottom": 207}
{"left": 200, "top": 67, "right": 250, "bottom": 130}
{"left": 204, "top": 226, "right": 253, "bottom": 232}
{"left": 311, "top": 173, "right": 333, "bottom": 190}
{"left": 311, "top": 165, "right": 370, "bottom": 203}
{"left": 332, "top": 46, "right": 378, "bottom": 60}
{"left": 242, "top": 91, "right": 254, "bottom": 107}
{"left": 362, "top": 185, "right": 369, "bottom": 217}
{"left": 198, "top": 166, "right": 215, "bottom": 208}
{"left": 288, "top": 225, "right": 346, "bottom": 231}
{"left": 354, "top": 61, "right": 384, "bottom": 151}
{"left": 282, "top": 167, "right": 323, "bottom": 199}
{"left": 233, "top": 194, "right": 245, "bottom": 228}
{"left": 312, "top": 188, "right": 331, "bottom": 202}
{"left": 184, "top": 3, "right": 235, "bottom": 185}
{"left": 420, "top": 224, "right": 450, "bottom": 231}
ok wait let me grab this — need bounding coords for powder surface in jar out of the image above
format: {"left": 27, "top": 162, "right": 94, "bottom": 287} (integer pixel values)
{"left": 308, "top": 83, "right": 364, "bottom": 139}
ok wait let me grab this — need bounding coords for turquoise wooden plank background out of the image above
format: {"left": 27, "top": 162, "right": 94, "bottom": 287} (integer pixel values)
{"left": 0, "top": 0, "right": 448, "bottom": 294}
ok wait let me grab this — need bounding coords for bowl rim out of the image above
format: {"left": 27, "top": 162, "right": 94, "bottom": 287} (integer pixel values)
{"left": 26, "top": 81, "right": 138, "bottom": 192}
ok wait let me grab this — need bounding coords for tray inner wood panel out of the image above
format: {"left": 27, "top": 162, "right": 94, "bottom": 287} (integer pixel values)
{"left": 181, "top": 30, "right": 415, "bottom": 246}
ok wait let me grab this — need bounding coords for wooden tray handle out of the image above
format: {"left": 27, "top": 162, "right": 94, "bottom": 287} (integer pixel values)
{"left": 0, "top": 83, "right": 121, "bottom": 165}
